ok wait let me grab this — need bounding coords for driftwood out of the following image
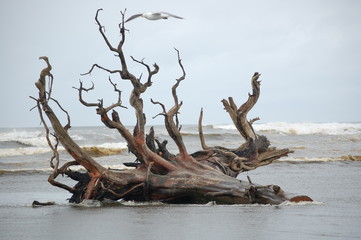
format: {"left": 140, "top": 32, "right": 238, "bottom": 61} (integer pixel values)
{"left": 32, "top": 201, "right": 56, "bottom": 207}
{"left": 31, "top": 9, "right": 311, "bottom": 205}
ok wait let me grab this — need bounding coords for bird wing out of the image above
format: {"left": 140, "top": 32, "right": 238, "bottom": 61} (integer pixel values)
{"left": 160, "top": 12, "right": 183, "bottom": 19}
{"left": 125, "top": 14, "right": 143, "bottom": 23}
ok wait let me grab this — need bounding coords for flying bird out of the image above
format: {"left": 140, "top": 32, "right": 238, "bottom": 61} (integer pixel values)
{"left": 125, "top": 12, "right": 183, "bottom": 23}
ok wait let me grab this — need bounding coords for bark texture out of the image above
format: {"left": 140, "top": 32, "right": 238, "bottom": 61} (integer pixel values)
{"left": 31, "top": 9, "right": 312, "bottom": 205}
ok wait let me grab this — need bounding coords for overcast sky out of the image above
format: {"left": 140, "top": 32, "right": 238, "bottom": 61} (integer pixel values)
{"left": 1, "top": 0, "right": 360, "bottom": 128}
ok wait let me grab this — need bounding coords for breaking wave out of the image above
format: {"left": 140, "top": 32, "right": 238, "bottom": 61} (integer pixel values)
{"left": 0, "top": 146, "right": 53, "bottom": 157}
{"left": 0, "top": 142, "right": 128, "bottom": 157}
{"left": 0, "top": 129, "right": 48, "bottom": 147}
{"left": 81, "top": 143, "right": 128, "bottom": 157}
{"left": 0, "top": 164, "right": 131, "bottom": 175}
{"left": 212, "top": 122, "right": 361, "bottom": 135}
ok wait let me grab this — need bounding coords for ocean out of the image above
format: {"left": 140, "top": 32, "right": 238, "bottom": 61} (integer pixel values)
{"left": 1, "top": 122, "right": 361, "bottom": 239}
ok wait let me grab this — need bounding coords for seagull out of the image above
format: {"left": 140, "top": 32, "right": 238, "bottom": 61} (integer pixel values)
{"left": 125, "top": 12, "right": 183, "bottom": 23}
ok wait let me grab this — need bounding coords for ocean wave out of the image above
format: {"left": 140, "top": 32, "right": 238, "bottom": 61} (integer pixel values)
{"left": 0, "top": 168, "right": 53, "bottom": 175}
{"left": 211, "top": 124, "right": 237, "bottom": 130}
{"left": 0, "top": 140, "right": 33, "bottom": 148}
{"left": 340, "top": 155, "right": 361, "bottom": 161}
{"left": 0, "top": 142, "right": 128, "bottom": 157}
{"left": 212, "top": 122, "right": 361, "bottom": 135}
{"left": 0, "top": 130, "right": 49, "bottom": 147}
{"left": 0, "top": 164, "right": 131, "bottom": 175}
{"left": 0, "top": 129, "right": 102, "bottom": 149}
{"left": 82, "top": 142, "right": 128, "bottom": 157}
{"left": 0, "top": 147, "right": 53, "bottom": 157}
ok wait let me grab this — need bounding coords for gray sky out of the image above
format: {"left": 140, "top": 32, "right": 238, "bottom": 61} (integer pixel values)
{"left": 1, "top": 0, "right": 360, "bottom": 128}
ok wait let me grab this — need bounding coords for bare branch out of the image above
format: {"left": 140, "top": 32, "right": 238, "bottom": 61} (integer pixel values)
{"left": 150, "top": 49, "right": 184, "bottom": 126}
{"left": 198, "top": 108, "right": 209, "bottom": 150}
{"left": 222, "top": 72, "right": 261, "bottom": 141}
{"left": 46, "top": 73, "right": 54, "bottom": 101}
{"left": 117, "top": 9, "right": 127, "bottom": 51}
{"left": 73, "top": 81, "right": 99, "bottom": 108}
{"left": 95, "top": 9, "right": 118, "bottom": 53}
{"left": 92, "top": 9, "right": 136, "bottom": 81}
{"left": 172, "top": 48, "right": 186, "bottom": 107}
{"left": 103, "top": 77, "right": 128, "bottom": 112}
{"left": 50, "top": 97, "right": 71, "bottom": 130}
{"left": 34, "top": 57, "right": 106, "bottom": 179}
{"left": 152, "top": 49, "right": 188, "bottom": 157}
{"left": 35, "top": 56, "right": 52, "bottom": 100}
{"left": 36, "top": 101, "right": 57, "bottom": 161}
{"left": 238, "top": 72, "right": 261, "bottom": 113}
{"left": 150, "top": 98, "right": 166, "bottom": 117}
{"left": 34, "top": 100, "right": 76, "bottom": 193}
{"left": 118, "top": 9, "right": 128, "bottom": 34}
{"left": 249, "top": 117, "right": 260, "bottom": 124}
{"left": 229, "top": 97, "right": 237, "bottom": 111}
{"left": 81, "top": 64, "right": 122, "bottom": 76}
{"left": 130, "top": 56, "right": 159, "bottom": 88}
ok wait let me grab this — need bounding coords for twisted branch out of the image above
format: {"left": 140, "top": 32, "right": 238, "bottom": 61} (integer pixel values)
{"left": 95, "top": 9, "right": 118, "bottom": 53}
{"left": 81, "top": 64, "right": 122, "bottom": 76}
{"left": 104, "top": 77, "right": 127, "bottom": 112}
{"left": 50, "top": 97, "right": 71, "bottom": 130}
{"left": 130, "top": 56, "right": 159, "bottom": 89}
{"left": 73, "top": 81, "right": 99, "bottom": 108}
{"left": 221, "top": 72, "right": 261, "bottom": 141}
{"left": 151, "top": 49, "right": 187, "bottom": 157}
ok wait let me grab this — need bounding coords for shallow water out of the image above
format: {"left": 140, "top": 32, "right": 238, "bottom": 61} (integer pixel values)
{"left": 1, "top": 123, "right": 361, "bottom": 239}
{"left": 1, "top": 161, "right": 361, "bottom": 240}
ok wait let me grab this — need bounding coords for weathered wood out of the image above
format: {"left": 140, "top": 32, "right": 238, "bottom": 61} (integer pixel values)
{"left": 31, "top": 9, "right": 311, "bottom": 205}
{"left": 32, "top": 201, "right": 56, "bottom": 207}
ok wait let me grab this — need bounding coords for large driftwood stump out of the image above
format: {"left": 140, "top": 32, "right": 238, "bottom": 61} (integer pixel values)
{"left": 31, "top": 9, "right": 311, "bottom": 205}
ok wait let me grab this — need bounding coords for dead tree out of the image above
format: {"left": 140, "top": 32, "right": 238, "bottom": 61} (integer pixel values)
{"left": 31, "top": 9, "right": 312, "bottom": 204}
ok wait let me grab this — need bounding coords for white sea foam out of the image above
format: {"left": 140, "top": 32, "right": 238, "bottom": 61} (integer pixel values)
{"left": 0, "top": 147, "right": 54, "bottom": 157}
{"left": 0, "top": 143, "right": 123, "bottom": 157}
{"left": 119, "top": 200, "right": 164, "bottom": 206}
{"left": 0, "top": 164, "right": 132, "bottom": 174}
{"left": 0, "top": 129, "right": 49, "bottom": 147}
{"left": 213, "top": 122, "right": 361, "bottom": 135}
{"left": 279, "top": 200, "right": 323, "bottom": 206}
{"left": 88, "top": 142, "right": 128, "bottom": 149}
{"left": 256, "top": 122, "right": 361, "bottom": 135}
{"left": 75, "top": 199, "right": 102, "bottom": 207}
{"left": 211, "top": 124, "right": 237, "bottom": 130}
{"left": 0, "top": 129, "right": 121, "bottom": 148}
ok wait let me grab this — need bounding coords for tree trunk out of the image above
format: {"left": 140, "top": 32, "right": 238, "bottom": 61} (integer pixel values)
{"left": 31, "top": 9, "right": 312, "bottom": 205}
